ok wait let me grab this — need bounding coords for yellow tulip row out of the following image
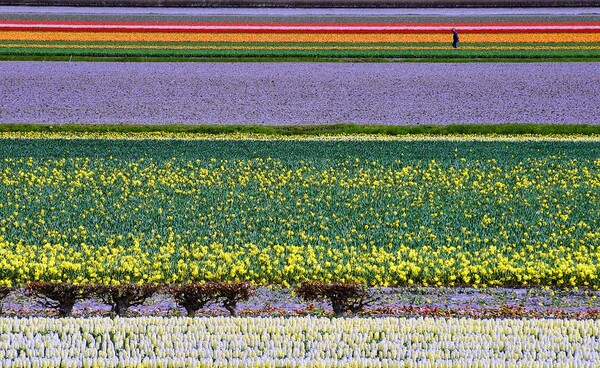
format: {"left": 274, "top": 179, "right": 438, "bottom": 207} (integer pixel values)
{"left": 1, "top": 132, "right": 600, "bottom": 141}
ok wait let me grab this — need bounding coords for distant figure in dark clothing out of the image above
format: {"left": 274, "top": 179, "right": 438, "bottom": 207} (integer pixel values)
{"left": 452, "top": 28, "right": 459, "bottom": 49}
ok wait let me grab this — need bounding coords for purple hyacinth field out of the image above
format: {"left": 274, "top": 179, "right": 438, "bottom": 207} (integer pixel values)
{"left": 1, "top": 61, "right": 599, "bottom": 125}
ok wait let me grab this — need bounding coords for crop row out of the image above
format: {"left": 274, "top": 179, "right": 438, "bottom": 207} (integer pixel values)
{"left": 3, "top": 46, "right": 600, "bottom": 59}
{"left": 1, "top": 19, "right": 599, "bottom": 59}
{"left": 1, "top": 138, "right": 599, "bottom": 288}
{"left": 3, "top": 20, "right": 599, "bottom": 32}
{"left": 5, "top": 31, "right": 599, "bottom": 43}
{"left": 2, "top": 0, "right": 599, "bottom": 8}
{"left": 2, "top": 131, "right": 600, "bottom": 140}
{"left": 3, "top": 281, "right": 600, "bottom": 319}
{"left": 0, "top": 316, "right": 599, "bottom": 367}
{"left": 1, "top": 282, "right": 256, "bottom": 317}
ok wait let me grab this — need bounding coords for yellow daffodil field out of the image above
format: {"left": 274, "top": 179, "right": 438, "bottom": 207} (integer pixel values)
{"left": 1, "top": 133, "right": 600, "bottom": 366}
{"left": 1, "top": 135, "right": 599, "bottom": 289}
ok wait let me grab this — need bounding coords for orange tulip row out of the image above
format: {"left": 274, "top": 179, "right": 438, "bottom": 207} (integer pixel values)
{"left": 2, "top": 31, "right": 600, "bottom": 43}
{"left": 2, "top": 42, "right": 599, "bottom": 51}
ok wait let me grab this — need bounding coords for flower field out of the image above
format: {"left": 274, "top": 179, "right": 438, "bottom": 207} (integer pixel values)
{"left": 1, "top": 18, "right": 600, "bottom": 59}
{"left": 3, "top": 7, "right": 600, "bottom": 366}
{"left": 0, "top": 316, "right": 598, "bottom": 367}
{"left": 3, "top": 62, "right": 599, "bottom": 126}
{"left": 1, "top": 136, "right": 599, "bottom": 288}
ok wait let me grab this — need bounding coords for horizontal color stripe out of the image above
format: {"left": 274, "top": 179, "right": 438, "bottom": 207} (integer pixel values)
{"left": 5, "top": 20, "right": 600, "bottom": 26}
{"left": 2, "top": 20, "right": 600, "bottom": 33}
{"left": 3, "top": 43, "right": 600, "bottom": 50}
{"left": 3, "top": 20, "right": 600, "bottom": 27}
{"left": 2, "top": 40, "right": 597, "bottom": 47}
{"left": 2, "top": 32, "right": 600, "bottom": 43}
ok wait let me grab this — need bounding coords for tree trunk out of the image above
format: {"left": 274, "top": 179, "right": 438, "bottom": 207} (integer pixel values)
{"left": 223, "top": 299, "right": 237, "bottom": 316}
{"left": 331, "top": 300, "right": 346, "bottom": 317}
{"left": 114, "top": 300, "right": 129, "bottom": 316}
{"left": 184, "top": 305, "right": 197, "bottom": 317}
{"left": 58, "top": 301, "right": 76, "bottom": 317}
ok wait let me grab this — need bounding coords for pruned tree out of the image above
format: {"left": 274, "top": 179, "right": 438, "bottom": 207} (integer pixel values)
{"left": 0, "top": 286, "right": 13, "bottom": 315}
{"left": 212, "top": 282, "right": 255, "bottom": 316}
{"left": 25, "top": 282, "right": 92, "bottom": 317}
{"left": 166, "top": 282, "right": 255, "bottom": 316}
{"left": 295, "top": 282, "right": 377, "bottom": 317}
{"left": 93, "top": 284, "right": 159, "bottom": 316}
{"left": 166, "top": 283, "right": 213, "bottom": 317}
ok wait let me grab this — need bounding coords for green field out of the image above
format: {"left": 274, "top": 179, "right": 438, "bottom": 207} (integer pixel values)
{"left": 1, "top": 137, "right": 599, "bottom": 288}
{"left": 2, "top": 42, "right": 600, "bottom": 60}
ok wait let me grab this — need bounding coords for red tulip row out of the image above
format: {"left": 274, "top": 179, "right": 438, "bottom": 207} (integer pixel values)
{"left": 2, "top": 20, "right": 600, "bottom": 33}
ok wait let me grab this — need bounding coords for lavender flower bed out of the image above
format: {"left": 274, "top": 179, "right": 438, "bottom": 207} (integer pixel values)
{"left": 1, "top": 62, "right": 599, "bottom": 125}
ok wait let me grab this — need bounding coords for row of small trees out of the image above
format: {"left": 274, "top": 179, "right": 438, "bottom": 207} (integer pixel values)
{"left": 0, "top": 282, "right": 376, "bottom": 317}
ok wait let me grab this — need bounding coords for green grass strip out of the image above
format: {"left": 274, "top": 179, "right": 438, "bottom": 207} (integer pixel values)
{"left": 2, "top": 46, "right": 600, "bottom": 60}
{"left": 2, "top": 40, "right": 600, "bottom": 61}
{"left": 2, "top": 124, "right": 600, "bottom": 136}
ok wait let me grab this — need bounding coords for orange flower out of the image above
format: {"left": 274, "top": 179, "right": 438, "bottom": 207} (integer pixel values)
{"left": 1, "top": 31, "right": 599, "bottom": 44}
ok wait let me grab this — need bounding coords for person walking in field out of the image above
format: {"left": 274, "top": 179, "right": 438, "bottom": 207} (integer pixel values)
{"left": 452, "top": 28, "right": 459, "bottom": 49}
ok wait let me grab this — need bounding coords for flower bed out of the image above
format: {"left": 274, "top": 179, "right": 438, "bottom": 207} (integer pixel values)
{"left": 1, "top": 137, "right": 599, "bottom": 288}
{"left": 1, "top": 19, "right": 600, "bottom": 59}
{"left": 0, "top": 316, "right": 598, "bottom": 367}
